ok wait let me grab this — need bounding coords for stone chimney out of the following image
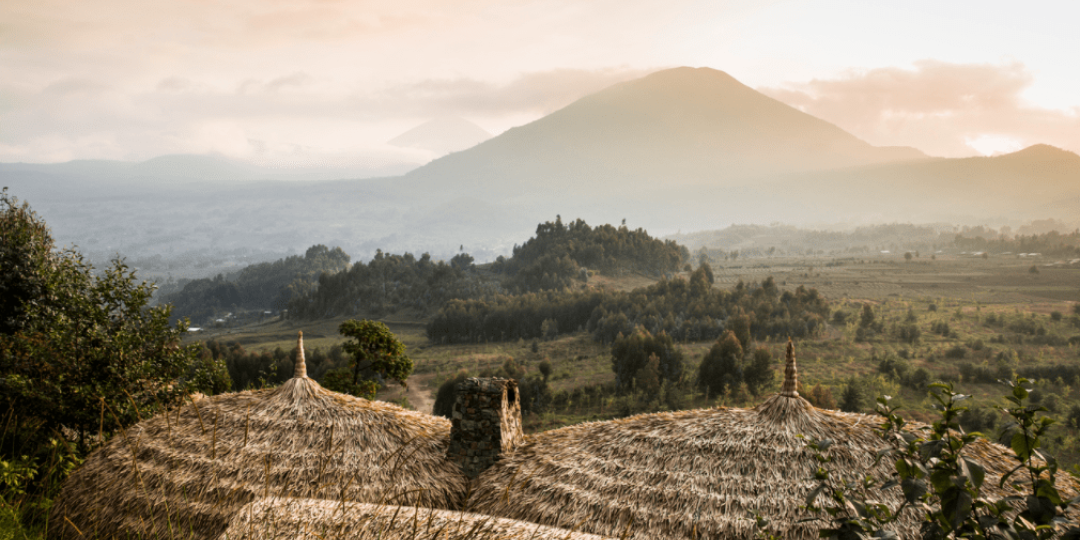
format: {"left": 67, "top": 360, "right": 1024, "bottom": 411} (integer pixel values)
{"left": 447, "top": 377, "right": 524, "bottom": 478}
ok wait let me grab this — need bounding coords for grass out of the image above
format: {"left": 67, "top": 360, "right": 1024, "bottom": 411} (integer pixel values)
{"left": 181, "top": 255, "right": 1080, "bottom": 450}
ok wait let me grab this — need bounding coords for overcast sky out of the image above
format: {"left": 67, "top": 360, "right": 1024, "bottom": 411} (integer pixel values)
{"left": 2, "top": 0, "right": 1078, "bottom": 166}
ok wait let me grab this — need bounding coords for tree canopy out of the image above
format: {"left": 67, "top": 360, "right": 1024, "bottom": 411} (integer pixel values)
{"left": 0, "top": 188, "right": 224, "bottom": 453}
{"left": 428, "top": 271, "right": 829, "bottom": 345}
{"left": 494, "top": 216, "right": 689, "bottom": 292}
{"left": 285, "top": 250, "right": 499, "bottom": 320}
{"left": 610, "top": 326, "right": 684, "bottom": 393}
{"left": 321, "top": 319, "right": 413, "bottom": 399}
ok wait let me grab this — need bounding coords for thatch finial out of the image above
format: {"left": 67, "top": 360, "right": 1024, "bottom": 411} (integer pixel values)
{"left": 294, "top": 331, "right": 307, "bottom": 378}
{"left": 780, "top": 338, "right": 798, "bottom": 397}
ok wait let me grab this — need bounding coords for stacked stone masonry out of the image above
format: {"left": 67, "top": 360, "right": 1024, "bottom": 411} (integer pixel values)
{"left": 447, "top": 377, "right": 524, "bottom": 478}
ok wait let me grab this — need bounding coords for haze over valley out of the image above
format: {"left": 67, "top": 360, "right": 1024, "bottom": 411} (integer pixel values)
{"left": 4, "top": 67, "right": 1080, "bottom": 284}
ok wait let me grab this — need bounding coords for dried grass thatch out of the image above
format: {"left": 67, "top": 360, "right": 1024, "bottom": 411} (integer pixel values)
{"left": 49, "top": 332, "right": 467, "bottom": 540}
{"left": 466, "top": 340, "right": 1079, "bottom": 539}
{"left": 216, "top": 497, "right": 612, "bottom": 540}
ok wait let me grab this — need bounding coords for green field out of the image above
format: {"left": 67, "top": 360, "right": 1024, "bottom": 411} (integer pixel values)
{"left": 189, "top": 253, "right": 1080, "bottom": 461}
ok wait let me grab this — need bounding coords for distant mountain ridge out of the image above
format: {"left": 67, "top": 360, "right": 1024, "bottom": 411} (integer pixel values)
{"left": 0, "top": 153, "right": 420, "bottom": 189}
{"left": 2, "top": 67, "right": 1078, "bottom": 268}
{"left": 389, "top": 117, "right": 492, "bottom": 155}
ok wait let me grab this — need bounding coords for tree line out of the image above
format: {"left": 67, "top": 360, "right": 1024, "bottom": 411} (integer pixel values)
{"left": 954, "top": 229, "right": 1080, "bottom": 256}
{"left": 427, "top": 265, "right": 830, "bottom": 345}
{"left": 284, "top": 250, "right": 500, "bottom": 319}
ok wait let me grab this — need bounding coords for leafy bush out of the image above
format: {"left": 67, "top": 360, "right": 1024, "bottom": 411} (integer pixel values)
{"left": 803, "top": 383, "right": 837, "bottom": 410}
{"left": 876, "top": 355, "right": 911, "bottom": 382}
{"left": 896, "top": 322, "right": 920, "bottom": 344}
{"left": 433, "top": 370, "right": 471, "bottom": 418}
{"left": 838, "top": 377, "right": 864, "bottom": 412}
{"left": 800, "top": 380, "right": 1080, "bottom": 539}
{"left": 944, "top": 345, "right": 967, "bottom": 359}
{"left": 931, "top": 321, "right": 951, "bottom": 336}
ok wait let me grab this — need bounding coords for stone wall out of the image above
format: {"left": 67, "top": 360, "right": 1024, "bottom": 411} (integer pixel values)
{"left": 447, "top": 377, "right": 524, "bottom": 478}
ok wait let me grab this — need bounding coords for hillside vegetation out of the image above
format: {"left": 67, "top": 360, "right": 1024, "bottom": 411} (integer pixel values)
{"left": 162, "top": 244, "right": 350, "bottom": 323}
{"left": 280, "top": 217, "right": 686, "bottom": 321}
{"left": 494, "top": 216, "right": 688, "bottom": 291}
{"left": 427, "top": 269, "right": 829, "bottom": 344}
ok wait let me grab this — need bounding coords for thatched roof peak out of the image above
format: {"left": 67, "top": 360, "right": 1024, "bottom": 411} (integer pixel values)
{"left": 754, "top": 339, "right": 817, "bottom": 424}
{"left": 780, "top": 337, "right": 798, "bottom": 397}
{"left": 294, "top": 330, "right": 307, "bottom": 378}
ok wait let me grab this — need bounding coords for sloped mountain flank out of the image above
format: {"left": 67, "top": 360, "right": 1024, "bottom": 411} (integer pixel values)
{"left": 402, "top": 67, "right": 926, "bottom": 196}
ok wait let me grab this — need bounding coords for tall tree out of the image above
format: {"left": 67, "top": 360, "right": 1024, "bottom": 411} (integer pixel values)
{"left": 0, "top": 188, "right": 220, "bottom": 452}
{"left": 839, "top": 377, "right": 864, "bottom": 412}
{"left": 0, "top": 188, "right": 55, "bottom": 335}
{"left": 726, "top": 312, "right": 753, "bottom": 351}
{"left": 338, "top": 319, "right": 413, "bottom": 389}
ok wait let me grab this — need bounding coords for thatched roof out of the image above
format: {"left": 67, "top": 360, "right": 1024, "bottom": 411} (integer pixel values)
{"left": 49, "top": 332, "right": 467, "bottom": 540}
{"left": 466, "top": 339, "right": 1079, "bottom": 539}
{"left": 217, "top": 497, "right": 613, "bottom": 540}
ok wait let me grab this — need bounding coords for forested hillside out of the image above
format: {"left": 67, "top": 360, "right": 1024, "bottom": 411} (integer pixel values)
{"left": 282, "top": 217, "right": 688, "bottom": 320}
{"left": 162, "top": 244, "right": 349, "bottom": 323}
{"left": 493, "top": 216, "right": 688, "bottom": 291}
{"left": 427, "top": 266, "right": 830, "bottom": 344}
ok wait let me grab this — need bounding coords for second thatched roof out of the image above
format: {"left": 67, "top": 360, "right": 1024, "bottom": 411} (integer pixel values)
{"left": 49, "top": 332, "right": 467, "bottom": 540}
{"left": 466, "top": 340, "right": 1078, "bottom": 539}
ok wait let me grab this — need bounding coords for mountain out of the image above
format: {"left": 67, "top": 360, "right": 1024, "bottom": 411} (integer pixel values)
{"left": 402, "top": 67, "right": 927, "bottom": 196}
{"left": 4, "top": 68, "right": 1077, "bottom": 273}
{"left": 389, "top": 117, "right": 492, "bottom": 155}
{"left": 800, "top": 144, "right": 1080, "bottom": 222}
{"left": 633, "top": 143, "right": 1080, "bottom": 229}
{"left": 0, "top": 154, "right": 422, "bottom": 197}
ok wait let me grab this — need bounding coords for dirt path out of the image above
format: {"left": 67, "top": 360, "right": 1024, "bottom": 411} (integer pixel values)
{"left": 378, "top": 373, "right": 436, "bottom": 415}
{"left": 406, "top": 374, "right": 436, "bottom": 415}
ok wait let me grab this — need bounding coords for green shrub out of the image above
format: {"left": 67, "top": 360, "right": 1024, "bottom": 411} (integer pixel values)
{"left": 944, "top": 345, "right": 967, "bottom": 359}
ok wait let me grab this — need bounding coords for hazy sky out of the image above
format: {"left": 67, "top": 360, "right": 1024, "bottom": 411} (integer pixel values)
{"left": 2, "top": 0, "right": 1078, "bottom": 165}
